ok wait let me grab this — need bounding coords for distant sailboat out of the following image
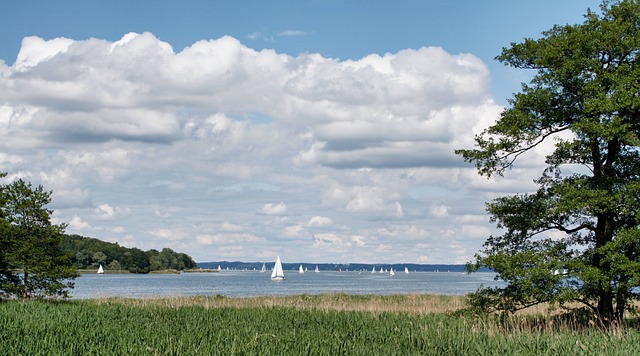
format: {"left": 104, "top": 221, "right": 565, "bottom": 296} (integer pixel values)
{"left": 271, "top": 256, "right": 285, "bottom": 281}
{"left": 97, "top": 264, "right": 104, "bottom": 274}
{"left": 299, "top": 264, "right": 304, "bottom": 274}
{"left": 390, "top": 268, "right": 395, "bottom": 276}
{"left": 260, "top": 263, "right": 266, "bottom": 273}
{"left": 217, "top": 265, "right": 222, "bottom": 271}
{"left": 404, "top": 267, "right": 409, "bottom": 274}
{"left": 315, "top": 265, "right": 319, "bottom": 273}
{"left": 371, "top": 267, "right": 376, "bottom": 273}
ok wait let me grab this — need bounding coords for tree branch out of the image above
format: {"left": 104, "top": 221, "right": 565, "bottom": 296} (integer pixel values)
{"left": 498, "top": 125, "right": 571, "bottom": 170}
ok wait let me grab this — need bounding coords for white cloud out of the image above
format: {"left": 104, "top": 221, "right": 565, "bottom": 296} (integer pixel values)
{"left": 13, "top": 36, "right": 74, "bottom": 71}
{"left": 308, "top": 216, "right": 333, "bottom": 227}
{"left": 0, "top": 32, "right": 509, "bottom": 263}
{"left": 278, "top": 30, "right": 307, "bottom": 37}
{"left": 68, "top": 215, "right": 91, "bottom": 231}
{"left": 283, "top": 224, "right": 308, "bottom": 238}
{"left": 93, "top": 203, "right": 131, "bottom": 220}
{"left": 430, "top": 204, "right": 449, "bottom": 218}
{"left": 260, "top": 202, "right": 288, "bottom": 215}
{"left": 150, "top": 228, "right": 187, "bottom": 241}
{"left": 196, "top": 233, "right": 262, "bottom": 245}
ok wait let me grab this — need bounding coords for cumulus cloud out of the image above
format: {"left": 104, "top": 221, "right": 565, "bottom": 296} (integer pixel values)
{"left": 430, "top": 204, "right": 449, "bottom": 218}
{"left": 283, "top": 224, "right": 308, "bottom": 238}
{"left": 308, "top": 216, "right": 333, "bottom": 227}
{"left": 93, "top": 203, "right": 131, "bottom": 220}
{"left": 68, "top": 215, "right": 91, "bottom": 231}
{"left": 0, "top": 32, "right": 509, "bottom": 263}
{"left": 260, "top": 202, "right": 288, "bottom": 215}
{"left": 0, "top": 33, "right": 496, "bottom": 167}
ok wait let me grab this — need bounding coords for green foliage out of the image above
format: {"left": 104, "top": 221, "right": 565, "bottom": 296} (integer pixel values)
{"left": 0, "top": 176, "right": 78, "bottom": 299}
{"left": 456, "top": 1, "right": 640, "bottom": 322}
{"left": 60, "top": 235, "right": 198, "bottom": 273}
{"left": 1, "top": 300, "right": 639, "bottom": 354}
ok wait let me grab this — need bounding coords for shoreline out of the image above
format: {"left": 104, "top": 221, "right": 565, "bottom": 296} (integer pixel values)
{"left": 78, "top": 268, "right": 218, "bottom": 275}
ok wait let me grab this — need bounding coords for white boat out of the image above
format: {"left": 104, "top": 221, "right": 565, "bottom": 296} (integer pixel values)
{"left": 298, "top": 264, "right": 304, "bottom": 274}
{"left": 260, "top": 263, "right": 266, "bottom": 273}
{"left": 390, "top": 268, "right": 395, "bottom": 276}
{"left": 404, "top": 267, "right": 409, "bottom": 274}
{"left": 371, "top": 267, "right": 376, "bottom": 273}
{"left": 218, "top": 265, "right": 222, "bottom": 271}
{"left": 315, "top": 265, "right": 319, "bottom": 273}
{"left": 97, "top": 264, "right": 104, "bottom": 274}
{"left": 271, "top": 256, "right": 285, "bottom": 281}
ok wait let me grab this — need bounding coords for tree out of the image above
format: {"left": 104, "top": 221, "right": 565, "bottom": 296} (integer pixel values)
{"left": 456, "top": 0, "right": 640, "bottom": 323}
{"left": 0, "top": 177, "right": 78, "bottom": 299}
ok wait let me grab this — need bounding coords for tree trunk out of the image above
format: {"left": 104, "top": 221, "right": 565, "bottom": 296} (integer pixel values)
{"left": 597, "top": 290, "right": 614, "bottom": 323}
{"left": 594, "top": 212, "right": 615, "bottom": 323}
{"left": 615, "top": 288, "right": 626, "bottom": 322}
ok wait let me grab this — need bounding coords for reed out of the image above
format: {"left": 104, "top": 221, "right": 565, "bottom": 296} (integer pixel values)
{"left": 2, "top": 296, "right": 639, "bottom": 355}
{"left": 90, "top": 293, "right": 466, "bottom": 314}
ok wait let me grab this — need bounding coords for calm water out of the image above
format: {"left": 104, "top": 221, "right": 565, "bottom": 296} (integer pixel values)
{"left": 71, "top": 270, "right": 503, "bottom": 299}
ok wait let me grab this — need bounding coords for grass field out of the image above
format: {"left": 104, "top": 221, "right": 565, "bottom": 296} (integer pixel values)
{"left": 1, "top": 294, "right": 639, "bottom": 355}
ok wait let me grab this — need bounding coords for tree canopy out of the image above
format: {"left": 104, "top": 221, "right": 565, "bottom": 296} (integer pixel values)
{"left": 0, "top": 174, "right": 78, "bottom": 299}
{"left": 60, "top": 234, "right": 198, "bottom": 273}
{"left": 456, "top": 0, "right": 640, "bottom": 323}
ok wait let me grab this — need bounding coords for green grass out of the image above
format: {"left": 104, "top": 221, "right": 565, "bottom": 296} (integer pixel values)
{"left": 1, "top": 297, "right": 639, "bottom": 355}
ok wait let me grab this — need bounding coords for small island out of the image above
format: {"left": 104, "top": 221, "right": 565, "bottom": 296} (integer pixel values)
{"left": 61, "top": 234, "right": 198, "bottom": 274}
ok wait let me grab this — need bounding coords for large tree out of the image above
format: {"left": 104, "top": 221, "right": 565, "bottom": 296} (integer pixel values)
{"left": 456, "top": 0, "right": 640, "bottom": 323}
{"left": 0, "top": 177, "right": 78, "bottom": 299}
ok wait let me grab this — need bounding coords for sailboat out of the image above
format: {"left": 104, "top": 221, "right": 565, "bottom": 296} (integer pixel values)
{"left": 390, "top": 268, "right": 395, "bottom": 276}
{"left": 271, "top": 256, "right": 285, "bottom": 281}
{"left": 97, "top": 264, "right": 104, "bottom": 274}
{"left": 371, "top": 267, "right": 376, "bottom": 273}
{"left": 260, "top": 263, "right": 266, "bottom": 273}
{"left": 315, "top": 265, "right": 319, "bottom": 273}
{"left": 299, "top": 264, "right": 304, "bottom": 274}
{"left": 404, "top": 267, "right": 409, "bottom": 274}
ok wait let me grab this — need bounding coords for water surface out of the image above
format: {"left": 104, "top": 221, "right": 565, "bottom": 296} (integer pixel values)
{"left": 72, "top": 270, "right": 503, "bottom": 299}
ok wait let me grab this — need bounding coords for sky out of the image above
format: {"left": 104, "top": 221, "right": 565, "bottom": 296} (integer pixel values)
{"left": 1, "top": 1, "right": 602, "bottom": 264}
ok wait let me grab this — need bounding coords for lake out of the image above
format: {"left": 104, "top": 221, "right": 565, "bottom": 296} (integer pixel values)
{"left": 71, "top": 270, "right": 503, "bottom": 299}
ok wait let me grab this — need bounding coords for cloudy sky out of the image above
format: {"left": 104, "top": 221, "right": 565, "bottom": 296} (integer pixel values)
{"left": 1, "top": 1, "right": 600, "bottom": 264}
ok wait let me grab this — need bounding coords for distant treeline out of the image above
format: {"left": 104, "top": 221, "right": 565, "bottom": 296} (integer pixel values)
{"left": 199, "top": 261, "right": 493, "bottom": 273}
{"left": 60, "top": 235, "right": 198, "bottom": 273}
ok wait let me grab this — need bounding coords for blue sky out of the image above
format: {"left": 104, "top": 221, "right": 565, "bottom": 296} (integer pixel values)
{"left": 2, "top": 1, "right": 601, "bottom": 102}
{"left": 0, "top": 1, "right": 601, "bottom": 264}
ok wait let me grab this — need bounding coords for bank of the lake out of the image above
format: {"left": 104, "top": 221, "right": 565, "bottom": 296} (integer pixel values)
{"left": 2, "top": 296, "right": 639, "bottom": 355}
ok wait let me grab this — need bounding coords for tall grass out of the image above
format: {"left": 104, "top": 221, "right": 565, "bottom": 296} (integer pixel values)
{"left": 1, "top": 295, "right": 639, "bottom": 355}
{"left": 91, "top": 293, "right": 466, "bottom": 314}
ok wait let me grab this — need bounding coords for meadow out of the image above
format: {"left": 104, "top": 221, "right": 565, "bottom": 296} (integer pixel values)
{"left": 1, "top": 294, "right": 639, "bottom": 355}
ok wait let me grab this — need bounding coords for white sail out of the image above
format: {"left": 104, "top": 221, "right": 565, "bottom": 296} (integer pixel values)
{"left": 371, "top": 267, "right": 376, "bottom": 273}
{"left": 97, "top": 264, "right": 104, "bottom": 274}
{"left": 271, "top": 256, "right": 285, "bottom": 281}
{"left": 390, "top": 268, "right": 395, "bottom": 276}
{"left": 260, "top": 263, "right": 266, "bottom": 273}
{"left": 217, "top": 265, "right": 222, "bottom": 271}
{"left": 404, "top": 267, "right": 409, "bottom": 274}
{"left": 315, "top": 265, "right": 319, "bottom": 273}
{"left": 299, "top": 264, "right": 304, "bottom": 274}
